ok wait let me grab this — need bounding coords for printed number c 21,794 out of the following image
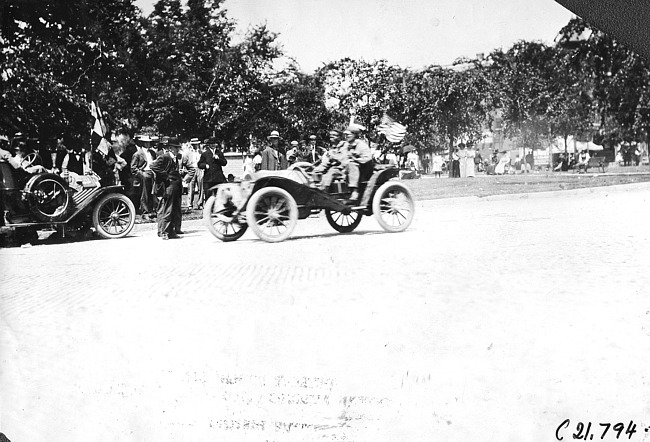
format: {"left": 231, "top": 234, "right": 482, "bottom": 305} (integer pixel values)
{"left": 555, "top": 419, "right": 645, "bottom": 440}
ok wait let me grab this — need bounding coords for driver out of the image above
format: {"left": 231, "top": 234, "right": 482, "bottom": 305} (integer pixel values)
{"left": 1, "top": 139, "right": 48, "bottom": 174}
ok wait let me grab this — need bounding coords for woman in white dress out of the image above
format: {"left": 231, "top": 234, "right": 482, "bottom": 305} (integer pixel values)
{"left": 458, "top": 144, "right": 467, "bottom": 177}
{"left": 466, "top": 145, "right": 476, "bottom": 177}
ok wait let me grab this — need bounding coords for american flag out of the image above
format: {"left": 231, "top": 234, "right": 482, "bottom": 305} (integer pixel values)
{"left": 90, "top": 101, "right": 111, "bottom": 155}
{"left": 377, "top": 113, "right": 406, "bottom": 143}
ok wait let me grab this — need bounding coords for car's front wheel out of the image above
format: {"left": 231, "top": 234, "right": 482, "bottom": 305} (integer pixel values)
{"left": 92, "top": 193, "right": 136, "bottom": 239}
{"left": 372, "top": 181, "right": 415, "bottom": 233}
{"left": 245, "top": 187, "right": 298, "bottom": 243}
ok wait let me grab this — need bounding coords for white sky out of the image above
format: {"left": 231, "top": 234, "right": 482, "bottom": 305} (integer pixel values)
{"left": 134, "top": 0, "right": 575, "bottom": 72}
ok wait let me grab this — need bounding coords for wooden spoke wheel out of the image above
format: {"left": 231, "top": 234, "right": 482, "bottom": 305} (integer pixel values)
{"left": 92, "top": 193, "right": 136, "bottom": 239}
{"left": 203, "top": 194, "right": 248, "bottom": 242}
{"left": 324, "top": 209, "right": 362, "bottom": 233}
{"left": 245, "top": 187, "right": 298, "bottom": 243}
{"left": 372, "top": 181, "right": 415, "bottom": 233}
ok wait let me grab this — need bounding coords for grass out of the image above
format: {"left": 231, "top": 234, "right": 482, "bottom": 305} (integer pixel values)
{"left": 405, "top": 169, "right": 650, "bottom": 201}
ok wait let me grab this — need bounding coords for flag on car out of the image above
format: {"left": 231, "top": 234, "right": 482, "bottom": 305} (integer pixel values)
{"left": 90, "top": 101, "right": 111, "bottom": 155}
{"left": 377, "top": 113, "right": 406, "bottom": 143}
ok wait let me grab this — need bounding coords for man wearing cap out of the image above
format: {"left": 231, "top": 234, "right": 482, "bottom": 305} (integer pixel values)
{"left": 342, "top": 124, "right": 372, "bottom": 201}
{"left": 261, "top": 130, "right": 280, "bottom": 170}
{"left": 198, "top": 137, "right": 227, "bottom": 205}
{"left": 182, "top": 138, "right": 201, "bottom": 209}
{"left": 151, "top": 139, "right": 183, "bottom": 239}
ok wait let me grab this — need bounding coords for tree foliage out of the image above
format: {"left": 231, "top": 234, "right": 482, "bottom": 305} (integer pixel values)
{"left": 2, "top": 5, "right": 648, "bottom": 153}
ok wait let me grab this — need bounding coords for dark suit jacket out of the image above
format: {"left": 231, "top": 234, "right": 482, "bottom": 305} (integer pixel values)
{"left": 150, "top": 153, "right": 181, "bottom": 184}
{"left": 197, "top": 147, "right": 227, "bottom": 189}
{"left": 55, "top": 151, "right": 84, "bottom": 175}
{"left": 131, "top": 149, "right": 147, "bottom": 174}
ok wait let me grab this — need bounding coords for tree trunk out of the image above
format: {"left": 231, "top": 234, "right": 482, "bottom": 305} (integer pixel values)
{"left": 448, "top": 135, "right": 455, "bottom": 178}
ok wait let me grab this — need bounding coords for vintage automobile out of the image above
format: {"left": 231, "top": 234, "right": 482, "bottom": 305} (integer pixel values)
{"left": 202, "top": 161, "right": 415, "bottom": 243}
{"left": 0, "top": 151, "right": 136, "bottom": 242}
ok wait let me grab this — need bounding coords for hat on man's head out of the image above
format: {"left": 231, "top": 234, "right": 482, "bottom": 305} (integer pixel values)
{"left": 329, "top": 129, "right": 342, "bottom": 137}
{"left": 165, "top": 137, "right": 181, "bottom": 149}
{"left": 139, "top": 135, "right": 152, "bottom": 142}
{"left": 290, "top": 140, "right": 298, "bottom": 146}
{"left": 267, "top": 130, "right": 280, "bottom": 139}
{"left": 150, "top": 135, "right": 160, "bottom": 143}
{"left": 309, "top": 135, "right": 316, "bottom": 140}
{"left": 346, "top": 123, "right": 364, "bottom": 135}
{"left": 190, "top": 137, "right": 200, "bottom": 145}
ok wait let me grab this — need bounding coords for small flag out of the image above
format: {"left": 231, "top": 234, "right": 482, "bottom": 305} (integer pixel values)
{"left": 377, "top": 113, "right": 406, "bottom": 143}
{"left": 90, "top": 101, "right": 111, "bottom": 155}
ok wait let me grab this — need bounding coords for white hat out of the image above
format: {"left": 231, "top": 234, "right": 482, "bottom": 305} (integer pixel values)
{"left": 190, "top": 137, "right": 200, "bottom": 144}
{"left": 290, "top": 140, "right": 298, "bottom": 146}
{"left": 346, "top": 123, "right": 365, "bottom": 134}
{"left": 139, "top": 135, "right": 152, "bottom": 142}
{"left": 267, "top": 130, "right": 280, "bottom": 139}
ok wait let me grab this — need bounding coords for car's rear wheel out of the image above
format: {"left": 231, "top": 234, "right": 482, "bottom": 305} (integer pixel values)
{"left": 92, "top": 193, "right": 136, "bottom": 239}
{"left": 26, "top": 173, "right": 71, "bottom": 222}
{"left": 324, "top": 209, "right": 362, "bottom": 233}
{"left": 245, "top": 187, "right": 298, "bottom": 243}
{"left": 372, "top": 181, "right": 415, "bottom": 233}
{"left": 203, "top": 194, "right": 247, "bottom": 242}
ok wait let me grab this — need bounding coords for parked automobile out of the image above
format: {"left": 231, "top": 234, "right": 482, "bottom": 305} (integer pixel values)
{"left": 0, "top": 152, "right": 136, "bottom": 243}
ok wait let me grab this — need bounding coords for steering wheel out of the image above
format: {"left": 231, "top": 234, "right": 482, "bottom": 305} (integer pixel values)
{"left": 21, "top": 152, "right": 39, "bottom": 169}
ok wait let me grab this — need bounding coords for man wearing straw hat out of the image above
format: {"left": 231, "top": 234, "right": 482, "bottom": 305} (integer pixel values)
{"left": 261, "top": 130, "right": 280, "bottom": 171}
{"left": 182, "top": 137, "right": 201, "bottom": 210}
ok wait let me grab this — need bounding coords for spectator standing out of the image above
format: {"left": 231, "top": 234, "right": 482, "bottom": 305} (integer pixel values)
{"left": 253, "top": 148, "right": 262, "bottom": 172}
{"left": 198, "top": 137, "right": 227, "bottom": 204}
{"left": 92, "top": 144, "right": 117, "bottom": 186}
{"left": 308, "top": 134, "right": 324, "bottom": 164}
{"left": 431, "top": 152, "right": 443, "bottom": 177}
{"left": 55, "top": 135, "right": 84, "bottom": 176}
{"left": 422, "top": 155, "right": 430, "bottom": 174}
{"left": 261, "top": 130, "right": 280, "bottom": 170}
{"left": 114, "top": 127, "right": 137, "bottom": 192}
{"left": 474, "top": 150, "right": 483, "bottom": 172}
{"left": 466, "top": 144, "right": 476, "bottom": 177}
{"left": 287, "top": 140, "right": 300, "bottom": 164}
{"left": 150, "top": 140, "right": 183, "bottom": 239}
{"left": 182, "top": 139, "right": 201, "bottom": 209}
{"left": 131, "top": 135, "right": 157, "bottom": 219}
{"left": 243, "top": 153, "right": 255, "bottom": 178}
{"left": 458, "top": 143, "right": 468, "bottom": 177}
{"left": 451, "top": 148, "right": 460, "bottom": 178}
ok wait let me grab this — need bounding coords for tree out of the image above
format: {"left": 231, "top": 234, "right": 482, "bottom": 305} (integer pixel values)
{"left": 0, "top": 0, "right": 146, "bottom": 143}
{"left": 402, "top": 64, "right": 492, "bottom": 175}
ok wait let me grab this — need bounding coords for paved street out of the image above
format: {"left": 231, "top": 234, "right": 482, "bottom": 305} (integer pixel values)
{"left": 1, "top": 183, "right": 650, "bottom": 442}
